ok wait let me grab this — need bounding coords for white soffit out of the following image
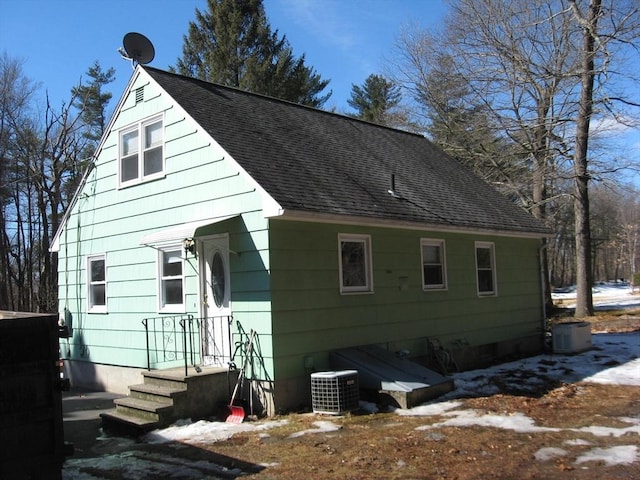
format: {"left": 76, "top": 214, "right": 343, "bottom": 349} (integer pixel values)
{"left": 140, "top": 215, "right": 238, "bottom": 245}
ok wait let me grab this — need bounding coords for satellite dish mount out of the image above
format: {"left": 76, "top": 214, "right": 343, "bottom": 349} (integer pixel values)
{"left": 119, "top": 32, "right": 155, "bottom": 69}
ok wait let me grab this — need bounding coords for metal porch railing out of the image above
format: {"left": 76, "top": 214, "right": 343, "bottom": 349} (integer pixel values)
{"left": 142, "top": 315, "right": 233, "bottom": 376}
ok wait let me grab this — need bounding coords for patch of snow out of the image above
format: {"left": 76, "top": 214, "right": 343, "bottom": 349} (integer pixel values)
{"left": 535, "top": 447, "right": 568, "bottom": 461}
{"left": 143, "top": 418, "right": 288, "bottom": 445}
{"left": 552, "top": 282, "right": 640, "bottom": 310}
{"left": 582, "top": 357, "right": 640, "bottom": 386}
{"left": 394, "top": 331, "right": 638, "bottom": 469}
{"left": 288, "top": 420, "right": 341, "bottom": 438}
{"left": 574, "top": 423, "right": 640, "bottom": 438}
{"left": 564, "top": 438, "right": 593, "bottom": 446}
{"left": 395, "top": 400, "right": 463, "bottom": 416}
{"left": 435, "top": 332, "right": 640, "bottom": 404}
{"left": 416, "top": 410, "right": 559, "bottom": 433}
{"left": 575, "top": 445, "right": 639, "bottom": 466}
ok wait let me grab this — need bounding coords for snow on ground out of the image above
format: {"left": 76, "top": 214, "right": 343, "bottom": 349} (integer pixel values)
{"left": 288, "top": 420, "right": 342, "bottom": 438}
{"left": 143, "top": 418, "right": 289, "bottom": 445}
{"left": 63, "top": 289, "right": 640, "bottom": 478}
{"left": 392, "top": 323, "right": 640, "bottom": 468}
{"left": 552, "top": 281, "right": 640, "bottom": 310}
{"left": 64, "top": 331, "right": 639, "bottom": 478}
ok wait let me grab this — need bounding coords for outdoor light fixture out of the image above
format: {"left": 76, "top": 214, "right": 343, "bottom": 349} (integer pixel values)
{"left": 183, "top": 238, "right": 196, "bottom": 256}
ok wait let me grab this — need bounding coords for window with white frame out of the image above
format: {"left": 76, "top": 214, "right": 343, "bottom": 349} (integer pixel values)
{"left": 475, "top": 242, "right": 497, "bottom": 296}
{"left": 158, "top": 247, "right": 185, "bottom": 312}
{"left": 119, "top": 115, "right": 164, "bottom": 186}
{"left": 87, "top": 254, "right": 107, "bottom": 313}
{"left": 421, "top": 239, "right": 447, "bottom": 290}
{"left": 339, "top": 234, "right": 373, "bottom": 293}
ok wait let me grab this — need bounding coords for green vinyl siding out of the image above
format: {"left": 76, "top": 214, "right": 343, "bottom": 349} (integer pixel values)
{"left": 57, "top": 70, "right": 273, "bottom": 371}
{"left": 57, "top": 68, "right": 545, "bottom": 389}
{"left": 268, "top": 220, "right": 543, "bottom": 379}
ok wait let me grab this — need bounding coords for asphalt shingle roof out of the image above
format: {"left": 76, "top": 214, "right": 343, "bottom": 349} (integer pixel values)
{"left": 145, "top": 67, "right": 549, "bottom": 236}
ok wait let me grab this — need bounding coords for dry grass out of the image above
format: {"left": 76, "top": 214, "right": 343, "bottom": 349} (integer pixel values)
{"left": 189, "top": 312, "right": 640, "bottom": 479}
{"left": 79, "top": 310, "right": 639, "bottom": 479}
{"left": 195, "top": 383, "right": 639, "bottom": 479}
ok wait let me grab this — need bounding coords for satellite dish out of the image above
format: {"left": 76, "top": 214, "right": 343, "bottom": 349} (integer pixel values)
{"left": 119, "top": 32, "right": 155, "bottom": 67}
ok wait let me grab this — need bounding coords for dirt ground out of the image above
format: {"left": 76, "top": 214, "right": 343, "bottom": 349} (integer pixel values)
{"left": 65, "top": 308, "right": 640, "bottom": 479}
{"left": 163, "top": 310, "right": 640, "bottom": 479}
{"left": 203, "top": 385, "right": 639, "bottom": 480}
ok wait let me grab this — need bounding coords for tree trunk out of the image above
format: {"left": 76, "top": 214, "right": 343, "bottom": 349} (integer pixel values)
{"left": 571, "top": 0, "right": 601, "bottom": 317}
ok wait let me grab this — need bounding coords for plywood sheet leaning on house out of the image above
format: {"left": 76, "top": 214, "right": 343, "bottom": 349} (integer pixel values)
{"left": 330, "top": 344, "right": 454, "bottom": 409}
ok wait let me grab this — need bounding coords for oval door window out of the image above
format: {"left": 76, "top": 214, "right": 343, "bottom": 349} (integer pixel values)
{"left": 211, "top": 251, "right": 225, "bottom": 308}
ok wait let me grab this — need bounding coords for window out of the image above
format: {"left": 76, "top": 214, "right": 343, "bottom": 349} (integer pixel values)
{"left": 475, "top": 242, "right": 497, "bottom": 296}
{"left": 339, "top": 234, "right": 373, "bottom": 293}
{"left": 119, "top": 116, "right": 164, "bottom": 186}
{"left": 158, "top": 247, "right": 185, "bottom": 312}
{"left": 211, "top": 250, "right": 226, "bottom": 308}
{"left": 421, "top": 239, "right": 447, "bottom": 290}
{"left": 87, "top": 254, "right": 107, "bottom": 313}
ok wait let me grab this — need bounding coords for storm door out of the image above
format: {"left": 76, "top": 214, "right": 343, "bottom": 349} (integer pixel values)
{"left": 199, "top": 234, "right": 232, "bottom": 367}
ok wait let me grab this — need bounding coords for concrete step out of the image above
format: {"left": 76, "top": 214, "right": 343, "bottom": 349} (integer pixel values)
{"left": 100, "top": 409, "right": 159, "bottom": 434}
{"left": 141, "top": 371, "right": 190, "bottom": 390}
{"left": 113, "top": 396, "right": 174, "bottom": 424}
{"left": 101, "top": 367, "right": 232, "bottom": 435}
{"left": 129, "top": 383, "right": 187, "bottom": 405}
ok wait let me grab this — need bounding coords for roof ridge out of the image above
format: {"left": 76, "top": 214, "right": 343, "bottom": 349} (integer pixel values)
{"left": 142, "top": 66, "right": 424, "bottom": 139}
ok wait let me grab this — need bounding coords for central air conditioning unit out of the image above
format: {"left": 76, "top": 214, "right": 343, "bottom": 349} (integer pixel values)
{"left": 311, "top": 370, "right": 359, "bottom": 415}
{"left": 552, "top": 321, "right": 592, "bottom": 354}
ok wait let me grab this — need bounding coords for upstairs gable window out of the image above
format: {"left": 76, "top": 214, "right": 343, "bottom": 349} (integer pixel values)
{"left": 119, "top": 115, "right": 164, "bottom": 186}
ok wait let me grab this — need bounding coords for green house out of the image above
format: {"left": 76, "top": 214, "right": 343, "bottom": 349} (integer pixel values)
{"left": 53, "top": 66, "right": 549, "bottom": 414}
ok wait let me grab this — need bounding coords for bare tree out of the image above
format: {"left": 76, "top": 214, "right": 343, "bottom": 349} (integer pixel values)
{"left": 390, "top": 0, "right": 583, "bottom": 308}
{"left": 389, "top": 0, "right": 640, "bottom": 313}
{"left": 0, "top": 54, "right": 109, "bottom": 312}
{"left": 0, "top": 53, "right": 38, "bottom": 310}
{"left": 569, "top": 0, "right": 600, "bottom": 316}
{"left": 567, "top": 0, "right": 640, "bottom": 315}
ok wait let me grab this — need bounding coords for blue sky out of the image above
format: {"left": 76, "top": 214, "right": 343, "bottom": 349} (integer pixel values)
{"left": 0, "top": 0, "right": 447, "bottom": 112}
{"left": 1, "top": 0, "right": 638, "bottom": 184}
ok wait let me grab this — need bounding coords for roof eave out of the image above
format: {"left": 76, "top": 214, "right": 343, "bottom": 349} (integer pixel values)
{"left": 267, "top": 209, "right": 551, "bottom": 239}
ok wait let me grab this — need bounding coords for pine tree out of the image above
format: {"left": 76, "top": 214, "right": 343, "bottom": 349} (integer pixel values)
{"left": 347, "top": 74, "right": 401, "bottom": 125}
{"left": 71, "top": 60, "right": 115, "bottom": 156}
{"left": 66, "top": 61, "right": 114, "bottom": 206}
{"left": 174, "top": 0, "right": 331, "bottom": 107}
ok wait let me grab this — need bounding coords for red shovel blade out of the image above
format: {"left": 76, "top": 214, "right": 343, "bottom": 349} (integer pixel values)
{"left": 225, "top": 405, "right": 245, "bottom": 423}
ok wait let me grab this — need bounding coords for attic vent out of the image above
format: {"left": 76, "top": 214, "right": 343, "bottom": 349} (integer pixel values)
{"left": 135, "top": 87, "right": 144, "bottom": 104}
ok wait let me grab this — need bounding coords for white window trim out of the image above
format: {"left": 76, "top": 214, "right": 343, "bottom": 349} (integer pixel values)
{"left": 87, "top": 253, "right": 107, "bottom": 313}
{"left": 157, "top": 245, "right": 186, "bottom": 313}
{"left": 118, "top": 114, "right": 165, "bottom": 188}
{"left": 475, "top": 241, "right": 497, "bottom": 297}
{"left": 421, "top": 238, "right": 447, "bottom": 291}
{"left": 338, "top": 234, "right": 373, "bottom": 294}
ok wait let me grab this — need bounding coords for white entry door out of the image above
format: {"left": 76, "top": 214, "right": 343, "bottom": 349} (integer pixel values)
{"left": 199, "top": 234, "right": 232, "bottom": 367}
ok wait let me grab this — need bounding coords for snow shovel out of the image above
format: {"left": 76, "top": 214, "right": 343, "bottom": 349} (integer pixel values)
{"left": 225, "top": 330, "right": 255, "bottom": 423}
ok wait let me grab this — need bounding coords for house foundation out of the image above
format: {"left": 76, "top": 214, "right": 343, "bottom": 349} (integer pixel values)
{"left": 63, "top": 360, "right": 144, "bottom": 395}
